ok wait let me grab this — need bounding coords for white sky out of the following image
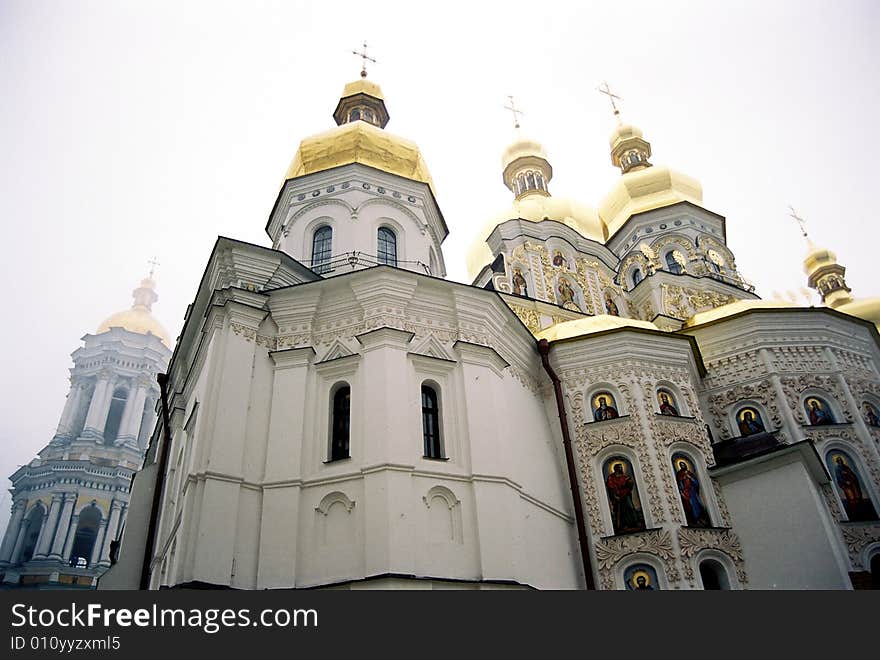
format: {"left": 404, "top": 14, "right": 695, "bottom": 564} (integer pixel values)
{"left": 1, "top": 0, "right": 879, "bottom": 527}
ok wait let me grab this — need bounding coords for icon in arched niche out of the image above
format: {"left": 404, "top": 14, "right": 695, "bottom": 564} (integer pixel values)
{"left": 657, "top": 389, "right": 679, "bottom": 416}
{"left": 736, "top": 406, "right": 766, "bottom": 437}
{"left": 512, "top": 268, "right": 528, "bottom": 297}
{"left": 603, "top": 456, "right": 646, "bottom": 534}
{"left": 556, "top": 277, "right": 579, "bottom": 310}
{"left": 552, "top": 250, "right": 568, "bottom": 268}
{"left": 624, "top": 563, "right": 659, "bottom": 590}
{"left": 826, "top": 450, "right": 878, "bottom": 522}
{"left": 863, "top": 401, "right": 880, "bottom": 427}
{"left": 672, "top": 453, "right": 711, "bottom": 528}
{"left": 604, "top": 294, "right": 620, "bottom": 316}
{"left": 592, "top": 392, "right": 620, "bottom": 422}
{"left": 805, "top": 397, "right": 835, "bottom": 426}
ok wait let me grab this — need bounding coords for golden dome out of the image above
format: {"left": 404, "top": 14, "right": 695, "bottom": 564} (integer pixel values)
{"left": 283, "top": 120, "right": 435, "bottom": 194}
{"left": 536, "top": 315, "right": 660, "bottom": 342}
{"left": 802, "top": 240, "right": 837, "bottom": 276}
{"left": 835, "top": 297, "right": 880, "bottom": 331}
{"left": 96, "top": 276, "right": 172, "bottom": 347}
{"left": 683, "top": 299, "right": 796, "bottom": 328}
{"left": 466, "top": 195, "right": 606, "bottom": 280}
{"left": 340, "top": 78, "right": 384, "bottom": 101}
{"left": 610, "top": 123, "right": 644, "bottom": 145}
{"left": 502, "top": 135, "right": 548, "bottom": 171}
{"left": 599, "top": 165, "right": 704, "bottom": 239}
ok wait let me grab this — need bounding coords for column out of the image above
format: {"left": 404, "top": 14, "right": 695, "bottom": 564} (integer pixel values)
{"left": 82, "top": 373, "right": 112, "bottom": 439}
{"left": 98, "top": 501, "right": 123, "bottom": 566}
{"left": 33, "top": 496, "right": 62, "bottom": 559}
{"left": 0, "top": 501, "right": 26, "bottom": 566}
{"left": 758, "top": 349, "right": 800, "bottom": 441}
{"left": 49, "top": 494, "right": 77, "bottom": 560}
{"left": 10, "top": 520, "right": 30, "bottom": 565}
{"left": 89, "top": 518, "right": 108, "bottom": 568}
{"left": 62, "top": 514, "right": 80, "bottom": 565}
{"left": 55, "top": 381, "right": 84, "bottom": 439}
{"left": 118, "top": 379, "right": 149, "bottom": 446}
{"left": 28, "top": 513, "right": 49, "bottom": 562}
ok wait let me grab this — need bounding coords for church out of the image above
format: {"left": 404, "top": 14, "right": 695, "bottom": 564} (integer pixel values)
{"left": 6, "top": 65, "right": 880, "bottom": 590}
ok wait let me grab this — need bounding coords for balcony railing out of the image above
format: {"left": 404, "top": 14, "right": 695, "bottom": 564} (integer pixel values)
{"left": 308, "top": 251, "right": 432, "bottom": 276}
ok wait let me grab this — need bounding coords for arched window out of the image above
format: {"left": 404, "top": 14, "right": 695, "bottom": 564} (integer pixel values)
{"left": 349, "top": 108, "right": 361, "bottom": 122}
{"left": 825, "top": 449, "right": 878, "bottom": 522}
{"left": 19, "top": 506, "right": 46, "bottom": 564}
{"left": 103, "top": 388, "right": 128, "bottom": 444}
{"left": 69, "top": 506, "right": 102, "bottom": 567}
{"left": 804, "top": 396, "right": 835, "bottom": 425}
{"left": 311, "top": 226, "right": 333, "bottom": 274}
{"left": 377, "top": 227, "right": 397, "bottom": 266}
{"left": 330, "top": 385, "right": 351, "bottom": 461}
{"left": 526, "top": 172, "right": 536, "bottom": 190}
{"left": 631, "top": 268, "right": 643, "bottom": 287}
{"left": 363, "top": 108, "right": 374, "bottom": 123}
{"left": 602, "top": 455, "right": 646, "bottom": 534}
{"left": 672, "top": 453, "right": 711, "bottom": 527}
{"left": 535, "top": 172, "right": 545, "bottom": 191}
{"left": 699, "top": 559, "right": 730, "bottom": 590}
{"left": 665, "top": 251, "right": 683, "bottom": 275}
{"left": 422, "top": 385, "right": 442, "bottom": 459}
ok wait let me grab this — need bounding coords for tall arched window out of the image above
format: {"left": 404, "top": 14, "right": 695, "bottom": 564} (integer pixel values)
{"left": 699, "top": 559, "right": 730, "bottom": 590}
{"left": 19, "top": 506, "right": 46, "bottom": 564}
{"left": 330, "top": 385, "right": 351, "bottom": 461}
{"left": 103, "top": 387, "right": 128, "bottom": 444}
{"left": 422, "top": 385, "right": 442, "bottom": 459}
{"left": 377, "top": 227, "right": 397, "bottom": 266}
{"left": 69, "top": 506, "right": 102, "bottom": 567}
{"left": 312, "top": 226, "right": 333, "bottom": 274}
{"left": 665, "top": 251, "right": 683, "bottom": 274}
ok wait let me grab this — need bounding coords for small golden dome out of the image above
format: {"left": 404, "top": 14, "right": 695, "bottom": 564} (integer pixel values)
{"left": 340, "top": 78, "right": 385, "bottom": 101}
{"left": 283, "top": 120, "right": 435, "bottom": 193}
{"left": 466, "top": 195, "right": 605, "bottom": 280}
{"left": 609, "top": 123, "right": 644, "bottom": 145}
{"left": 599, "top": 165, "right": 704, "bottom": 239}
{"left": 501, "top": 135, "right": 548, "bottom": 171}
{"left": 536, "top": 315, "right": 660, "bottom": 341}
{"left": 802, "top": 240, "right": 837, "bottom": 276}
{"left": 96, "top": 275, "right": 172, "bottom": 347}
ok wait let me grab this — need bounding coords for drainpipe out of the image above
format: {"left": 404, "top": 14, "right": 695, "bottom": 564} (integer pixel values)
{"left": 139, "top": 372, "right": 174, "bottom": 590}
{"left": 537, "top": 338, "right": 595, "bottom": 590}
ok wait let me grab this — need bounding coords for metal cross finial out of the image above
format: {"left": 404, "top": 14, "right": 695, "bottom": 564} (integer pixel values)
{"left": 147, "top": 256, "right": 160, "bottom": 278}
{"left": 597, "top": 81, "right": 622, "bottom": 122}
{"left": 788, "top": 205, "right": 809, "bottom": 238}
{"left": 504, "top": 95, "right": 524, "bottom": 130}
{"left": 352, "top": 41, "right": 376, "bottom": 79}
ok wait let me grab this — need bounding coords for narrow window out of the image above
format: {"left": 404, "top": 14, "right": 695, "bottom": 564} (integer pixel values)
{"left": 377, "top": 227, "right": 397, "bottom": 266}
{"left": 330, "top": 386, "right": 350, "bottom": 461}
{"left": 69, "top": 506, "right": 102, "bottom": 568}
{"left": 422, "top": 385, "right": 442, "bottom": 459}
{"left": 632, "top": 268, "right": 643, "bottom": 287}
{"left": 666, "top": 251, "right": 683, "bottom": 275}
{"left": 103, "top": 388, "right": 128, "bottom": 444}
{"left": 699, "top": 560, "right": 730, "bottom": 590}
{"left": 349, "top": 108, "right": 361, "bottom": 122}
{"left": 312, "top": 226, "right": 333, "bottom": 274}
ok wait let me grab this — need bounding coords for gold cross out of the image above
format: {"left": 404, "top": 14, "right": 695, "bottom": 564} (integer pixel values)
{"left": 504, "top": 95, "right": 524, "bottom": 129}
{"left": 147, "top": 256, "right": 160, "bottom": 278}
{"left": 352, "top": 41, "right": 376, "bottom": 79}
{"left": 597, "top": 81, "right": 622, "bottom": 121}
{"left": 788, "top": 205, "right": 808, "bottom": 238}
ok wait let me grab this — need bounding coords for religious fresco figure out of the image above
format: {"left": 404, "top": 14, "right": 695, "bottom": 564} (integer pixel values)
{"left": 552, "top": 250, "right": 567, "bottom": 268}
{"left": 557, "top": 277, "right": 577, "bottom": 308}
{"left": 623, "top": 564, "right": 659, "bottom": 591}
{"left": 672, "top": 454, "right": 711, "bottom": 528}
{"left": 512, "top": 268, "right": 528, "bottom": 297}
{"left": 805, "top": 397, "right": 834, "bottom": 425}
{"left": 863, "top": 402, "right": 880, "bottom": 427}
{"left": 827, "top": 451, "right": 879, "bottom": 522}
{"left": 658, "top": 391, "right": 679, "bottom": 416}
{"left": 604, "top": 457, "right": 646, "bottom": 535}
{"left": 604, "top": 294, "right": 620, "bottom": 316}
{"left": 592, "top": 393, "right": 620, "bottom": 422}
{"left": 737, "top": 407, "right": 765, "bottom": 436}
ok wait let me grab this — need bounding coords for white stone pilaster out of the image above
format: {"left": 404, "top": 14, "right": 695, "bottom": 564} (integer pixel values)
{"left": 90, "top": 518, "right": 108, "bottom": 567}
{"left": 33, "top": 495, "right": 63, "bottom": 558}
{"left": 62, "top": 514, "right": 80, "bottom": 563}
{"left": 0, "top": 501, "right": 26, "bottom": 566}
{"left": 82, "top": 373, "right": 112, "bottom": 438}
{"left": 56, "top": 381, "right": 84, "bottom": 438}
{"left": 10, "top": 520, "right": 30, "bottom": 565}
{"left": 98, "top": 501, "right": 123, "bottom": 566}
{"left": 49, "top": 494, "right": 77, "bottom": 560}
{"left": 119, "top": 378, "right": 149, "bottom": 445}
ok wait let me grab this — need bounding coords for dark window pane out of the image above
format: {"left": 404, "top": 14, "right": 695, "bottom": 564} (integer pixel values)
{"left": 422, "top": 385, "right": 442, "bottom": 458}
{"left": 312, "top": 226, "right": 333, "bottom": 274}
{"left": 377, "top": 227, "right": 397, "bottom": 266}
{"left": 331, "top": 386, "right": 350, "bottom": 460}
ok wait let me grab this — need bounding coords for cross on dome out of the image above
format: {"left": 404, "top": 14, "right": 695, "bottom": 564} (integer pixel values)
{"left": 598, "top": 81, "right": 622, "bottom": 123}
{"left": 504, "top": 95, "right": 524, "bottom": 130}
{"left": 352, "top": 41, "right": 376, "bottom": 78}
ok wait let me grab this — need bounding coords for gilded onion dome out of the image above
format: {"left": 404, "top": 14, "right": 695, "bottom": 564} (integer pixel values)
{"left": 467, "top": 133, "right": 605, "bottom": 280}
{"left": 282, "top": 79, "right": 436, "bottom": 194}
{"left": 599, "top": 122, "right": 704, "bottom": 239}
{"left": 96, "top": 275, "right": 172, "bottom": 347}
{"left": 802, "top": 238, "right": 880, "bottom": 329}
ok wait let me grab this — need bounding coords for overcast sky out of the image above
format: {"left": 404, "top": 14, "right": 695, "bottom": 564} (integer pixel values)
{"left": 1, "top": 0, "right": 878, "bottom": 526}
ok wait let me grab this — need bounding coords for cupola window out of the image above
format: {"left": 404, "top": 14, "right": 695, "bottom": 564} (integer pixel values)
{"left": 312, "top": 226, "right": 333, "bottom": 274}
{"left": 377, "top": 227, "right": 397, "bottom": 266}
